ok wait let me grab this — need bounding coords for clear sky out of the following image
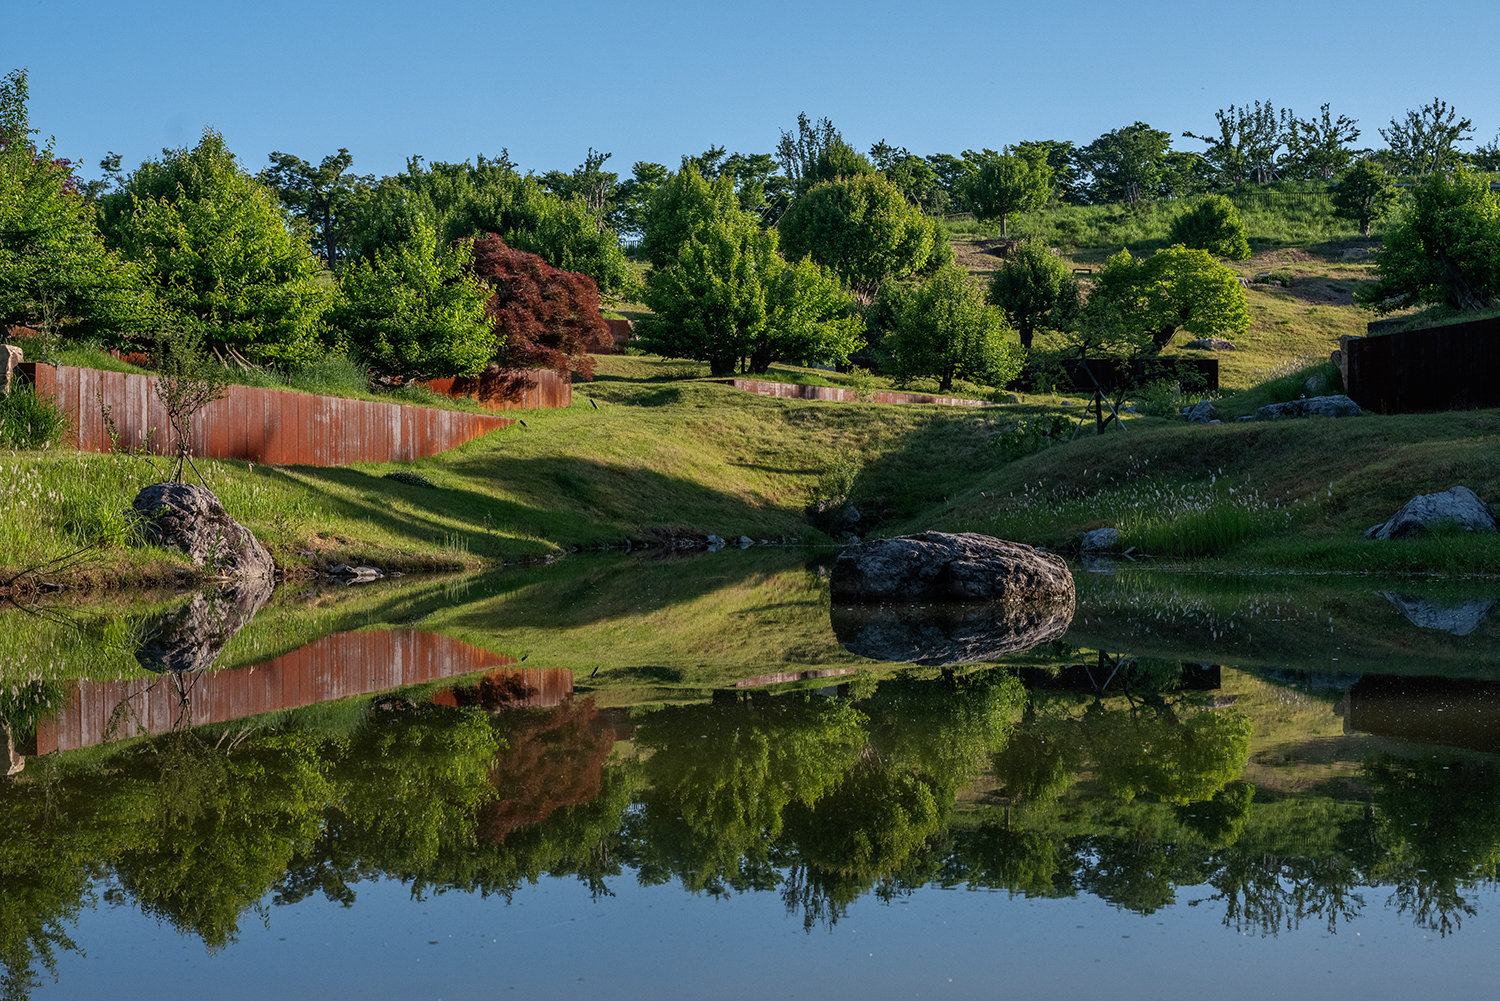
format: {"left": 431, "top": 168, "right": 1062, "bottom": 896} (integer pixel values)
{"left": 6, "top": 0, "right": 1498, "bottom": 182}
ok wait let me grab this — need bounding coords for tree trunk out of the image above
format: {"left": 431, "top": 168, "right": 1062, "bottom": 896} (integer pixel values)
{"left": 1019, "top": 324, "right": 1034, "bottom": 351}
{"left": 939, "top": 364, "right": 955, "bottom": 393}
{"left": 1359, "top": 216, "right": 1371, "bottom": 237}
{"left": 709, "top": 357, "right": 737, "bottom": 377}
{"left": 999, "top": 211, "right": 1008, "bottom": 239}
{"left": 1150, "top": 324, "right": 1177, "bottom": 352}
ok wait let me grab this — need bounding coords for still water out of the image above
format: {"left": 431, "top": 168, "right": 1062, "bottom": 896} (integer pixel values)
{"left": 4, "top": 551, "right": 1500, "bottom": 999}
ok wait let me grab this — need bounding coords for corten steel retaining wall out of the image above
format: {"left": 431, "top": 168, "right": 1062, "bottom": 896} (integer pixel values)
{"left": 722, "top": 379, "right": 991, "bottom": 407}
{"left": 424, "top": 367, "right": 572, "bottom": 411}
{"left": 19, "top": 363, "right": 513, "bottom": 465}
{"left": 33, "top": 629, "right": 517, "bottom": 754}
{"left": 1344, "top": 316, "right": 1500, "bottom": 414}
{"left": 592, "top": 318, "right": 636, "bottom": 355}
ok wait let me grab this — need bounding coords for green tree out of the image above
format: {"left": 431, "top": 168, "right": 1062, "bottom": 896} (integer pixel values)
{"left": 101, "top": 130, "right": 329, "bottom": 366}
{"left": 340, "top": 153, "right": 634, "bottom": 301}
{"left": 959, "top": 149, "right": 1052, "bottom": 238}
{"left": 777, "top": 172, "right": 942, "bottom": 299}
{"left": 612, "top": 160, "right": 670, "bottom": 239}
{"left": 986, "top": 239, "right": 1081, "bottom": 350}
{"left": 1331, "top": 159, "right": 1400, "bottom": 237}
{"left": 637, "top": 210, "right": 860, "bottom": 376}
{"left": 0, "top": 69, "right": 154, "bottom": 347}
{"left": 1281, "top": 104, "right": 1362, "bottom": 180}
{"left": 1380, "top": 98, "right": 1475, "bottom": 175}
{"left": 1183, "top": 101, "right": 1284, "bottom": 186}
{"left": 1012, "top": 140, "right": 1082, "bottom": 204}
{"left": 638, "top": 164, "right": 741, "bottom": 268}
{"left": 329, "top": 220, "right": 494, "bottom": 382}
{"left": 1080, "top": 245, "right": 1250, "bottom": 355}
{"left": 870, "top": 140, "right": 948, "bottom": 215}
{"left": 1357, "top": 167, "right": 1500, "bottom": 313}
{"left": 258, "top": 148, "right": 373, "bottom": 269}
{"left": 884, "top": 264, "right": 1024, "bottom": 391}
{"left": 1168, "top": 194, "right": 1252, "bottom": 259}
{"left": 1078, "top": 122, "right": 1175, "bottom": 204}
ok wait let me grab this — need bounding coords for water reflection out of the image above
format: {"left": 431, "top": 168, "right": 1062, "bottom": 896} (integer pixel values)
{"left": 7, "top": 560, "right": 1500, "bottom": 998}
{"left": 134, "top": 578, "right": 274, "bottom": 674}
{"left": 832, "top": 599, "right": 1074, "bottom": 665}
{"left": 32, "top": 630, "right": 520, "bottom": 754}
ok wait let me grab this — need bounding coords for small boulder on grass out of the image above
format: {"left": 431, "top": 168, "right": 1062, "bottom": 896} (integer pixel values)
{"left": 133, "top": 483, "right": 275, "bottom": 579}
{"left": 1365, "top": 486, "right": 1498, "bottom": 540}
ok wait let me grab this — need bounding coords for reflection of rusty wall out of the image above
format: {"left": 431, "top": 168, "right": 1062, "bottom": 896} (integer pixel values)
{"left": 431, "top": 668, "right": 574, "bottom": 710}
{"left": 20, "top": 363, "right": 512, "bottom": 466}
{"left": 1345, "top": 675, "right": 1500, "bottom": 754}
{"left": 424, "top": 368, "right": 572, "bottom": 411}
{"left": 34, "top": 630, "right": 515, "bottom": 754}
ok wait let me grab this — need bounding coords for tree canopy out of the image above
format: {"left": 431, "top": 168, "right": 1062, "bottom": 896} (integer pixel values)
{"left": 470, "top": 234, "right": 612, "bottom": 378}
{"left": 1331, "top": 159, "right": 1399, "bottom": 237}
{"left": 986, "top": 241, "right": 1081, "bottom": 350}
{"left": 959, "top": 149, "right": 1052, "bottom": 238}
{"left": 1079, "top": 245, "right": 1250, "bottom": 356}
{"left": 883, "top": 264, "right": 1024, "bottom": 391}
{"left": 1357, "top": 168, "right": 1500, "bottom": 313}
{"left": 776, "top": 172, "right": 948, "bottom": 299}
{"left": 329, "top": 220, "right": 493, "bottom": 382}
{"left": 100, "top": 129, "right": 328, "bottom": 366}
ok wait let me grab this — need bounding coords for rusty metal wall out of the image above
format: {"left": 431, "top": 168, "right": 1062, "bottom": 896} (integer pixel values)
{"left": 424, "top": 367, "right": 573, "bottom": 411}
{"left": 19, "top": 363, "right": 513, "bottom": 465}
{"left": 33, "top": 630, "right": 518, "bottom": 754}
{"left": 724, "top": 378, "right": 991, "bottom": 408}
{"left": 592, "top": 318, "right": 635, "bottom": 355}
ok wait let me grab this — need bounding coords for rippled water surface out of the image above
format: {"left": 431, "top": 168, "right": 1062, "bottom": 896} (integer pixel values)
{"left": 5, "top": 551, "right": 1500, "bottom": 999}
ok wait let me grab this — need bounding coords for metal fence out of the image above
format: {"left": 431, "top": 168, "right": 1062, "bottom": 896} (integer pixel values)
{"left": 20, "top": 363, "right": 514, "bottom": 465}
{"left": 424, "top": 367, "right": 573, "bottom": 410}
{"left": 1345, "top": 316, "right": 1500, "bottom": 414}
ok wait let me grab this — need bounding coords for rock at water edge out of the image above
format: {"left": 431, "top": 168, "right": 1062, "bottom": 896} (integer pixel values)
{"left": 831, "top": 531, "right": 1074, "bottom": 603}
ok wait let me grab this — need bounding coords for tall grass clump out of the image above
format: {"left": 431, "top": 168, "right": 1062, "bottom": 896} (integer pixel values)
{"left": 0, "top": 384, "right": 70, "bottom": 449}
{"left": 987, "top": 464, "right": 1321, "bottom": 558}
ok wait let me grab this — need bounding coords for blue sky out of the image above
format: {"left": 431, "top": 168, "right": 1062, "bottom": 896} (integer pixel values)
{"left": 6, "top": 0, "right": 1498, "bottom": 182}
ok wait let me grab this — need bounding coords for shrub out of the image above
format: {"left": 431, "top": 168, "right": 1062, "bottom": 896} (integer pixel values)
{"left": 1168, "top": 195, "right": 1251, "bottom": 260}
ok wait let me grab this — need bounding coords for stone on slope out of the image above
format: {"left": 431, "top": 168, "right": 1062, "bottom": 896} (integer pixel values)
{"left": 1365, "top": 485, "right": 1498, "bottom": 540}
{"left": 133, "top": 482, "right": 275, "bottom": 579}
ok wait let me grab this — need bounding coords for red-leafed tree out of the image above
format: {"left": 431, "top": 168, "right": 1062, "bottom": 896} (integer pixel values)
{"left": 469, "top": 234, "right": 612, "bottom": 379}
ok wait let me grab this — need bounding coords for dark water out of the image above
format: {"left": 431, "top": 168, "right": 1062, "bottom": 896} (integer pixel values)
{"left": 5, "top": 553, "right": 1500, "bottom": 1000}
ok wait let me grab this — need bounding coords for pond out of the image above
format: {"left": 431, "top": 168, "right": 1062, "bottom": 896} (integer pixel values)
{"left": 4, "top": 551, "right": 1500, "bottom": 999}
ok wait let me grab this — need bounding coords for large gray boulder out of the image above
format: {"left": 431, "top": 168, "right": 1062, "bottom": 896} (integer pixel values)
{"left": 1365, "top": 485, "right": 1498, "bottom": 540}
{"left": 832, "top": 598, "right": 1074, "bottom": 666}
{"left": 1078, "top": 527, "right": 1120, "bottom": 554}
{"left": 133, "top": 482, "right": 275, "bottom": 579}
{"left": 831, "top": 532, "right": 1074, "bottom": 603}
{"left": 1255, "top": 395, "right": 1361, "bottom": 420}
{"left": 135, "top": 578, "right": 275, "bottom": 673}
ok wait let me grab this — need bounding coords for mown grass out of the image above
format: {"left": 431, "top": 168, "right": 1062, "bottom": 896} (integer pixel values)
{"left": 1, "top": 374, "right": 1040, "bottom": 586}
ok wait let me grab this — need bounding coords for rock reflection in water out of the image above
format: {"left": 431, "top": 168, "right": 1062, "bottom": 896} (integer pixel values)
{"left": 34, "top": 630, "right": 517, "bottom": 753}
{"left": 831, "top": 599, "right": 1074, "bottom": 665}
{"left": 1382, "top": 592, "right": 1497, "bottom": 637}
{"left": 134, "top": 578, "right": 275, "bottom": 674}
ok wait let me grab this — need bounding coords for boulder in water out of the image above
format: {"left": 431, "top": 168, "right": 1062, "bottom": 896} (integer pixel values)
{"left": 831, "top": 532, "right": 1074, "bottom": 603}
